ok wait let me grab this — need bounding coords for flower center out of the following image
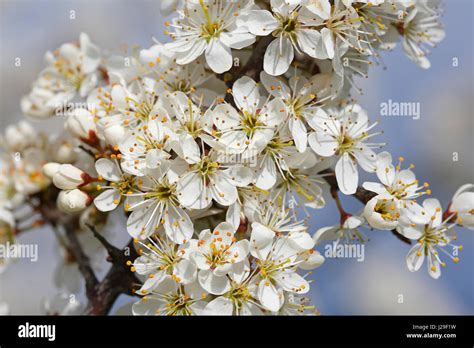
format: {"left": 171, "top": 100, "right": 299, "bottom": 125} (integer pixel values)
{"left": 112, "top": 176, "right": 136, "bottom": 196}
{"left": 164, "top": 293, "right": 193, "bottom": 315}
{"left": 241, "top": 111, "right": 263, "bottom": 136}
{"left": 144, "top": 181, "right": 176, "bottom": 203}
{"left": 199, "top": 0, "right": 223, "bottom": 41}
{"left": 194, "top": 156, "right": 220, "bottom": 177}
{"left": 227, "top": 283, "right": 253, "bottom": 309}
{"left": 275, "top": 12, "right": 300, "bottom": 39}
{"left": 374, "top": 201, "right": 398, "bottom": 221}
{"left": 52, "top": 57, "right": 85, "bottom": 90}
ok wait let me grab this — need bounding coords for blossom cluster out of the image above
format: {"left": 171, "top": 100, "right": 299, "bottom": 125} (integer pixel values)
{"left": 1, "top": 0, "right": 472, "bottom": 315}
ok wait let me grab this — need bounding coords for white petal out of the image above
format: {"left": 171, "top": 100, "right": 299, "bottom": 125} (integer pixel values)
{"left": 273, "top": 271, "right": 309, "bottom": 294}
{"left": 299, "top": 252, "right": 325, "bottom": 270}
{"left": 296, "top": 29, "right": 321, "bottom": 58}
{"left": 163, "top": 205, "right": 193, "bottom": 244}
{"left": 210, "top": 172, "right": 238, "bottom": 206}
{"left": 95, "top": 158, "right": 121, "bottom": 182}
{"left": 250, "top": 222, "right": 274, "bottom": 259}
{"left": 205, "top": 38, "right": 232, "bottom": 74}
{"left": 313, "top": 226, "right": 340, "bottom": 244}
{"left": 177, "top": 172, "right": 212, "bottom": 209}
{"left": 212, "top": 103, "right": 241, "bottom": 130}
{"left": 362, "top": 181, "right": 386, "bottom": 195}
{"left": 220, "top": 31, "right": 256, "bottom": 50}
{"left": 321, "top": 27, "right": 335, "bottom": 59}
{"left": 198, "top": 269, "right": 231, "bottom": 295}
{"left": 308, "top": 132, "right": 338, "bottom": 157}
{"left": 406, "top": 243, "right": 425, "bottom": 272}
{"left": 255, "top": 156, "right": 277, "bottom": 190}
{"left": 260, "top": 71, "right": 291, "bottom": 99}
{"left": 203, "top": 296, "right": 234, "bottom": 315}
{"left": 173, "top": 259, "right": 197, "bottom": 285}
{"left": 225, "top": 166, "right": 253, "bottom": 187}
{"left": 179, "top": 133, "right": 201, "bottom": 164}
{"left": 226, "top": 202, "right": 241, "bottom": 232}
{"left": 264, "top": 37, "right": 294, "bottom": 76}
{"left": 94, "top": 188, "right": 120, "bottom": 212}
{"left": 335, "top": 154, "right": 358, "bottom": 195}
{"left": 175, "top": 39, "right": 207, "bottom": 65}
{"left": 376, "top": 151, "right": 395, "bottom": 186}
{"left": 288, "top": 232, "right": 315, "bottom": 251}
{"left": 126, "top": 201, "right": 162, "bottom": 239}
{"left": 289, "top": 117, "right": 307, "bottom": 153}
{"left": 232, "top": 76, "right": 260, "bottom": 113}
{"left": 257, "top": 279, "right": 281, "bottom": 312}
{"left": 247, "top": 10, "right": 279, "bottom": 36}
{"left": 260, "top": 98, "right": 287, "bottom": 127}
{"left": 132, "top": 297, "right": 164, "bottom": 316}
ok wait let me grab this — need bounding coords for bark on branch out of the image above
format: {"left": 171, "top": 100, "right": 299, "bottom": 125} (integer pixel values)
{"left": 83, "top": 224, "right": 139, "bottom": 315}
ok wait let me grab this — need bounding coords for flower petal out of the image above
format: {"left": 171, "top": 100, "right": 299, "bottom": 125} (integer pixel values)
{"left": 335, "top": 153, "right": 358, "bottom": 195}
{"left": 198, "top": 269, "right": 231, "bottom": 295}
{"left": 94, "top": 188, "right": 120, "bottom": 212}
{"left": 205, "top": 38, "right": 232, "bottom": 74}
{"left": 264, "top": 37, "right": 294, "bottom": 76}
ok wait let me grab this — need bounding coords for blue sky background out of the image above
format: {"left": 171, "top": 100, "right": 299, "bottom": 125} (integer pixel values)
{"left": 0, "top": 0, "right": 472, "bottom": 314}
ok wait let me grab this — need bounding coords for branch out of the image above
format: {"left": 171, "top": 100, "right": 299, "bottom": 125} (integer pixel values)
{"left": 85, "top": 224, "right": 140, "bottom": 315}
{"left": 33, "top": 185, "right": 139, "bottom": 315}
{"left": 63, "top": 220, "right": 99, "bottom": 299}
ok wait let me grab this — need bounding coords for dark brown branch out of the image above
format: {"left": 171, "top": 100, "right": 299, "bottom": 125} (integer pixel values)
{"left": 84, "top": 224, "right": 139, "bottom": 315}
{"left": 33, "top": 185, "right": 139, "bottom": 315}
{"left": 63, "top": 221, "right": 99, "bottom": 300}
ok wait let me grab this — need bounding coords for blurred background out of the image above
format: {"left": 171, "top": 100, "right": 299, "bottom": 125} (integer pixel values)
{"left": 0, "top": 0, "right": 472, "bottom": 315}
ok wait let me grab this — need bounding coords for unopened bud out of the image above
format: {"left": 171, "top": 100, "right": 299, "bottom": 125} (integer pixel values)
{"left": 43, "top": 162, "right": 61, "bottom": 178}
{"left": 57, "top": 189, "right": 92, "bottom": 213}
{"left": 53, "top": 164, "right": 89, "bottom": 190}
{"left": 4, "top": 121, "right": 37, "bottom": 152}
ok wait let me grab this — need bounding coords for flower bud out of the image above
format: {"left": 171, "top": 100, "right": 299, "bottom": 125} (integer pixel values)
{"left": 57, "top": 189, "right": 92, "bottom": 213}
{"left": 54, "top": 141, "right": 78, "bottom": 163}
{"left": 43, "top": 162, "right": 61, "bottom": 178}
{"left": 53, "top": 164, "right": 89, "bottom": 190}
{"left": 3, "top": 121, "right": 37, "bottom": 152}
{"left": 65, "top": 108, "right": 97, "bottom": 141}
